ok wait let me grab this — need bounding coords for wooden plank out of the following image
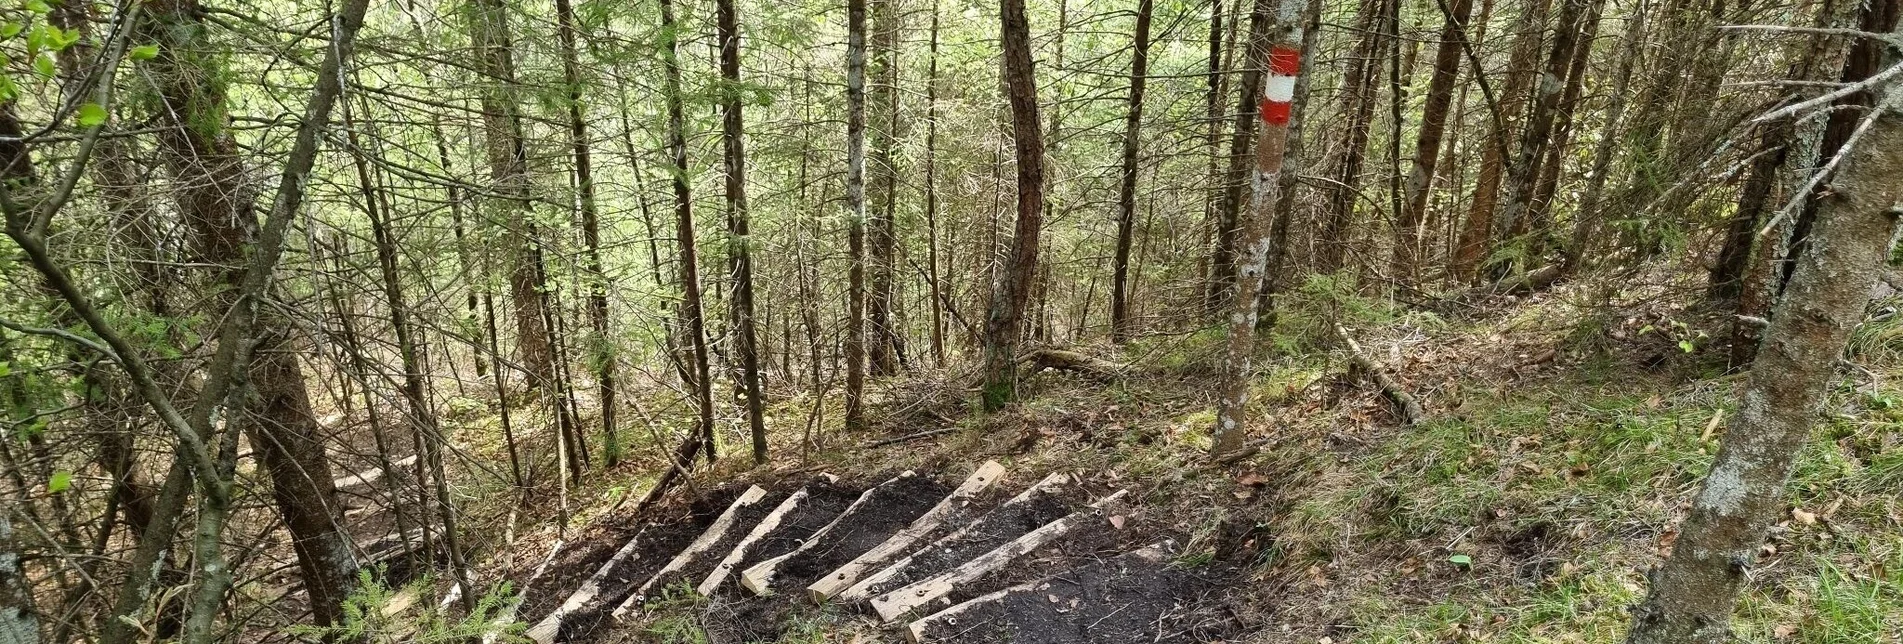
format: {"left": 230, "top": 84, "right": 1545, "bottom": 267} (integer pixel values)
{"left": 870, "top": 489, "right": 1129, "bottom": 622}
{"left": 609, "top": 485, "right": 769, "bottom": 619}
{"left": 901, "top": 543, "right": 1171, "bottom": 643}
{"left": 739, "top": 471, "right": 914, "bottom": 596}
{"left": 837, "top": 472, "right": 1072, "bottom": 603}
{"left": 695, "top": 482, "right": 819, "bottom": 596}
{"left": 523, "top": 533, "right": 645, "bottom": 643}
{"left": 807, "top": 462, "right": 1004, "bottom": 602}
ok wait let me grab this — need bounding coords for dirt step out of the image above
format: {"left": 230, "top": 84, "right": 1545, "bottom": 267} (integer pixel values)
{"left": 839, "top": 471, "right": 1078, "bottom": 604}
{"left": 610, "top": 485, "right": 774, "bottom": 618}
{"left": 903, "top": 542, "right": 1211, "bottom": 644}
{"left": 515, "top": 509, "right": 710, "bottom": 643}
{"left": 695, "top": 475, "right": 859, "bottom": 597}
{"left": 807, "top": 461, "right": 1006, "bottom": 602}
{"left": 871, "top": 489, "right": 1130, "bottom": 622}
{"left": 740, "top": 471, "right": 953, "bottom": 596}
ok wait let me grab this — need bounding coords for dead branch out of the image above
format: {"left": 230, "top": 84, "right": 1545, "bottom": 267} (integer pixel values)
{"left": 1335, "top": 323, "right": 1426, "bottom": 426}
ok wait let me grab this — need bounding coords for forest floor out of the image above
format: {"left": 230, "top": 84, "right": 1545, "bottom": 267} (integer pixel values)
{"left": 442, "top": 269, "right": 1902, "bottom": 643}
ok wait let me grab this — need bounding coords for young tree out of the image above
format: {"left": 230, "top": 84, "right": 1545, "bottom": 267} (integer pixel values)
{"left": 1213, "top": 0, "right": 1306, "bottom": 456}
{"left": 554, "top": 0, "right": 621, "bottom": 467}
{"left": 845, "top": 0, "right": 871, "bottom": 430}
{"left": 1391, "top": 0, "right": 1473, "bottom": 282}
{"left": 659, "top": 0, "right": 720, "bottom": 459}
{"left": 1627, "top": 50, "right": 1902, "bottom": 643}
{"left": 980, "top": 0, "right": 1047, "bottom": 411}
{"left": 1110, "top": 0, "right": 1155, "bottom": 342}
{"left": 718, "top": 0, "right": 769, "bottom": 464}
{"left": 868, "top": 0, "right": 905, "bottom": 375}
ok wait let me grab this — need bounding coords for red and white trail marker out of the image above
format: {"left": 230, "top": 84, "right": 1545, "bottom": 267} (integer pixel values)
{"left": 1259, "top": 45, "right": 1300, "bottom": 127}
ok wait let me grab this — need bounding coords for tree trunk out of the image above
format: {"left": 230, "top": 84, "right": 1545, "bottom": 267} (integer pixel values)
{"left": 981, "top": 0, "right": 1047, "bottom": 411}
{"left": 868, "top": 0, "right": 903, "bottom": 376}
{"left": 660, "top": 0, "right": 720, "bottom": 460}
{"left": 553, "top": 0, "right": 620, "bottom": 467}
{"left": 1318, "top": 0, "right": 1392, "bottom": 276}
{"left": 1490, "top": 0, "right": 1591, "bottom": 277}
{"left": 1452, "top": 0, "right": 1551, "bottom": 281}
{"left": 924, "top": 1, "right": 947, "bottom": 364}
{"left": 1209, "top": 1, "right": 1273, "bottom": 306}
{"left": 1392, "top": 0, "right": 1473, "bottom": 283}
{"left": 1627, "top": 61, "right": 1902, "bottom": 644}
{"left": 845, "top": 0, "right": 870, "bottom": 430}
{"left": 1253, "top": 0, "right": 1322, "bottom": 327}
{"left": 1213, "top": 0, "right": 1306, "bottom": 456}
{"left": 139, "top": 0, "right": 359, "bottom": 628}
{"left": 1199, "top": 0, "right": 1227, "bottom": 303}
{"left": 1525, "top": 0, "right": 1602, "bottom": 255}
{"left": 1110, "top": 0, "right": 1155, "bottom": 342}
{"left": 1565, "top": 0, "right": 1647, "bottom": 273}
{"left": 718, "top": 0, "right": 769, "bottom": 464}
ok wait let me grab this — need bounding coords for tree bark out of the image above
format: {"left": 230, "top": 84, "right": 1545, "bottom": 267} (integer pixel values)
{"left": 1565, "top": 0, "right": 1647, "bottom": 273}
{"left": 981, "top": 0, "right": 1047, "bottom": 411}
{"left": 1209, "top": 1, "right": 1273, "bottom": 305}
{"left": 868, "top": 0, "right": 904, "bottom": 376}
{"left": 718, "top": 0, "right": 769, "bottom": 465}
{"left": 1392, "top": 0, "right": 1474, "bottom": 283}
{"left": 553, "top": 0, "right": 620, "bottom": 467}
{"left": 845, "top": 0, "right": 870, "bottom": 430}
{"left": 1319, "top": 0, "right": 1393, "bottom": 276}
{"left": 660, "top": 0, "right": 720, "bottom": 460}
{"left": 1627, "top": 60, "right": 1902, "bottom": 644}
{"left": 1110, "top": 0, "right": 1155, "bottom": 342}
{"left": 1452, "top": 0, "right": 1551, "bottom": 281}
{"left": 1212, "top": 0, "right": 1306, "bottom": 456}
{"left": 1490, "top": 0, "right": 1592, "bottom": 276}
{"left": 924, "top": 1, "right": 947, "bottom": 364}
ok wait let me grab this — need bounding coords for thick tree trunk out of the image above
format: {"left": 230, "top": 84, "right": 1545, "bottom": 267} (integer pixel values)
{"left": 660, "top": 0, "right": 720, "bottom": 460}
{"left": 718, "top": 0, "right": 769, "bottom": 465}
{"left": 1213, "top": 0, "right": 1306, "bottom": 456}
{"left": 845, "top": 0, "right": 870, "bottom": 430}
{"left": 1452, "top": 0, "right": 1551, "bottom": 281}
{"left": 981, "top": 0, "right": 1047, "bottom": 411}
{"left": 139, "top": 0, "right": 359, "bottom": 629}
{"left": 1392, "top": 0, "right": 1473, "bottom": 283}
{"left": 1627, "top": 66, "right": 1902, "bottom": 644}
{"left": 1110, "top": 0, "right": 1155, "bottom": 342}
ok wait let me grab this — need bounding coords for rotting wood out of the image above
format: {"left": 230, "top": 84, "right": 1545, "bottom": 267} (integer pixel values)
{"left": 870, "top": 488, "right": 1129, "bottom": 622}
{"left": 696, "top": 475, "right": 835, "bottom": 595}
{"left": 527, "top": 531, "right": 646, "bottom": 642}
{"left": 1335, "top": 323, "right": 1425, "bottom": 426}
{"left": 740, "top": 471, "right": 915, "bottom": 595}
{"left": 808, "top": 462, "right": 1005, "bottom": 601}
{"left": 1020, "top": 348, "right": 1121, "bottom": 380}
{"left": 613, "top": 485, "right": 769, "bottom": 618}
{"left": 901, "top": 542, "right": 1173, "bottom": 643}
{"left": 838, "top": 471, "right": 1074, "bottom": 603}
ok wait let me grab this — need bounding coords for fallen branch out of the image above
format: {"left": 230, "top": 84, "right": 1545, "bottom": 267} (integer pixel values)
{"left": 1019, "top": 348, "right": 1121, "bottom": 381}
{"left": 863, "top": 427, "right": 957, "bottom": 448}
{"left": 1335, "top": 324, "right": 1426, "bottom": 426}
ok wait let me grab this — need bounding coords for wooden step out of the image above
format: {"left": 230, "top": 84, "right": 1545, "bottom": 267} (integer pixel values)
{"left": 841, "top": 472, "right": 1080, "bottom": 602}
{"left": 806, "top": 461, "right": 1005, "bottom": 602}
{"left": 608, "top": 485, "right": 769, "bottom": 619}
{"left": 902, "top": 542, "right": 1174, "bottom": 643}
{"left": 739, "top": 471, "right": 919, "bottom": 596}
{"left": 870, "top": 489, "right": 1129, "bottom": 622}
{"left": 694, "top": 480, "right": 823, "bottom": 596}
{"left": 524, "top": 533, "right": 647, "bottom": 643}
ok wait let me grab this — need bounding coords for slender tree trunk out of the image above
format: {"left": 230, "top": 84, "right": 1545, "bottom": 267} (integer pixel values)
{"left": 1213, "top": 0, "right": 1306, "bottom": 456}
{"left": 1491, "top": 0, "right": 1594, "bottom": 276}
{"left": 1110, "top": 0, "right": 1155, "bottom": 342}
{"left": 868, "top": 0, "right": 903, "bottom": 376}
{"left": 1392, "top": 0, "right": 1473, "bottom": 282}
{"left": 0, "top": 512, "right": 32, "bottom": 644}
{"left": 1199, "top": 0, "right": 1227, "bottom": 301}
{"left": 660, "top": 0, "right": 719, "bottom": 460}
{"left": 1255, "top": 0, "right": 1322, "bottom": 326}
{"left": 844, "top": 0, "right": 871, "bottom": 431}
{"left": 1565, "top": 0, "right": 1646, "bottom": 273}
{"left": 981, "top": 0, "right": 1047, "bottom": 411}
{"left": 553, "top": 0, "right": 619, "bottom": 468}
{"left": 924, "top": 1, "right": 947, "bottom": 364}
{"left": 1209, "top": 1, "right": 1272, "bottom": 307}
{"left": 1525, "top": 0, "right": 1602, "bottom": 253}
{"left": 1452, "top": 0, "right": 1551, "bottom": 281}
{"left": 1628, "top": 61, "right": 1902, "bottom": 644}
{"left": 717, "top": 0, "right": 768, "bottom": 464}
{"left": 1319, "top": 0, "right": 1392, "bottom": 276}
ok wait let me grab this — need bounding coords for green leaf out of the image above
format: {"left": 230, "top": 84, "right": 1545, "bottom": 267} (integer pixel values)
{"left": 33, "top": 51, "right": 55, "bottom": 77}
{"left": 47, "top": 471, "right": 72, "bottom": 494}
{"left": 76, "top": 102, "right": 106, "bottom": 127}
{"left": 1448, "top": 554, "right": 1472, "bottom": 566}
{"left": 1678, "top": 339, "right": 1695, "bottom": 353}
{"left": 2, "top": 21, "right": 22, "bottom": 38}
{"left": 25, "top": 0, "right": 51, "bottom": 14}
{"left": 129, "top": 44, "right": 159, "bottom": 60}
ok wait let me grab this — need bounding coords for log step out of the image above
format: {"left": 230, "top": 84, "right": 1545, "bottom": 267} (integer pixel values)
{"left": 838, "top": 471, "right": 1075, "bottom": 603}
{"left": 739, "top": 471, "right": 923, "bottom": 596}
{"left": 609, "top": 485, "right": 770, "bottom": 619}
{"left": 694, "top": 479, "right": 829, "bottom": 596}
{"left": 807, "top": 461, "right": 1006, "bottom": 602}
{"left": 524, "top": 533, "right": 648, "bottom": 643}
{"left": 902, "top": 542, "right": 1177, "bottom": 644}
{"left": 870, "top": 489, "right": 1129, "bottom": 622}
